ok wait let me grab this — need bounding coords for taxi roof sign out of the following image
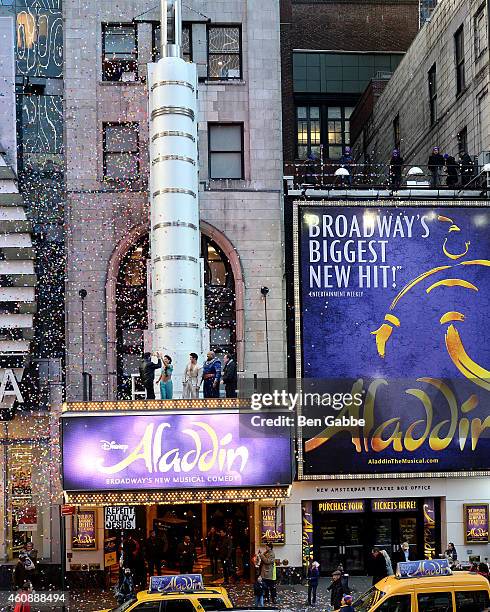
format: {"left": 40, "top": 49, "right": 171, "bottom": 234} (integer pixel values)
{"left": 149, "top": 574, "right": 204, "bottom": 593}
{"left": 396, "top": 559, "right": 452, "bottom": 579}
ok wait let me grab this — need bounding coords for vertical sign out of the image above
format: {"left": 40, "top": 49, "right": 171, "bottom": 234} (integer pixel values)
{"left": 260, "top": 506, "right": 285, "bottom": 544}
{"left": 72, "top": 510, "right": 97, "bottom": 550}
{"left": 464, "top": 504, "right": 489, "bottom": 544}
{"left": 423, "top": 498, "right": 436, "bottom": 559}
{"left": 302, "top": 501, "right": 313, "bottom": 568}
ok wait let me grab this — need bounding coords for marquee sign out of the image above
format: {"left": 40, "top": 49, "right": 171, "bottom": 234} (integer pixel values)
{"left": 294, "top": 202, "right": 490, "bottom": 478}
{"left": 62, "top": 410, "right": 292, "bottom": 492}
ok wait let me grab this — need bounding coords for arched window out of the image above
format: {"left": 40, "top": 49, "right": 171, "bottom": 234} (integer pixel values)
{"left": 115, "top": 233, "right": 237, "bottom": 398}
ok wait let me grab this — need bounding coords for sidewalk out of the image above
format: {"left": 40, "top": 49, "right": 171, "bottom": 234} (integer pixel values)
{"left": 71, "top": 576, "right": 373, "bottom": 611}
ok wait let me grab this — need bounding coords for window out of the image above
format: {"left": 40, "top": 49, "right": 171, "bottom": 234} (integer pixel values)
{"left": 102, "top": 24, "right": 137, "bottom": 82}
{"left": 197, "top": 599, "right": 227, "bottom": 611}
{"left": 393, "top": 114, "right": 401, "bottom": 150}
{"left": 428, "top": 63, "right": 437, "bottom": 125}
{"left": 455, "top": 25, "right": 466, "bottom": 94}
{"left": 457, "top": 126, "right": 468, "bottom": 154}
{"left": 208, "top": 123, "right": 243, "bottom": 179}
{"left": 296, "top": 105, "right": 352, "bottom": 160}
{"left": 164, "top": 600, "right": 195, "bottom": 612}
{"left": 456, "top": 590, "right": 490, "bottom": 611}
{"left": 153, "top": 23, "right": 191, "bottom": 62}
{"left": 103, "top": 123, "right": 139, "bottom": 181}
{"left": 417, "top": 592, "right": 453, "bottom": 612}
{"left": 134, "top": 603, "right": 161, "bottom": 611}
{"left": 207, "top": 26, "right": 241, "bottom": 79}
{"left": 377, "top": 595, "right": 411, "bottom": 612}
{"left": 474, "top": 5, "right": 488, "bottom": 58}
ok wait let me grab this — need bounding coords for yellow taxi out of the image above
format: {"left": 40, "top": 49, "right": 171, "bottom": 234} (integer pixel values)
{"left": 96, "top": 575, "right": 232, "bottom": 612}
{"left": 352, "top": 561, "right": 490, "bottom": 611}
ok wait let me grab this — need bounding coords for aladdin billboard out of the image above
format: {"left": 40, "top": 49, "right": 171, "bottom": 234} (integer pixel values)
{"left": 294, "top": 202, "right": 490, "bottom": 478}
{"left": 62, "top": 410, "right": 292, "bottom": 491}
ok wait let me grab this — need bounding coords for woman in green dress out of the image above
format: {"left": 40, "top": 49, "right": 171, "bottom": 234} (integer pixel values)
{"left": 159, "top": 355, "right": 174, "bottom": 399}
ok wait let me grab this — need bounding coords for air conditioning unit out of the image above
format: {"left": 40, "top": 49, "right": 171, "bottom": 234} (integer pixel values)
{"left": 478, "top": 151, "right": 490, "bottom": 168}
{"left": 375, "top": 71, "right": 393, "bottom": 80}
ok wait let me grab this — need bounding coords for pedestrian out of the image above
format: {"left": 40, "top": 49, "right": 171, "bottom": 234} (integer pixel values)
{"left": 13, "top": 555, "right": 27, "bottom": 590}
{"left": 158, "top": 354, "right": 173, "bottom": 399}
{"left": 201, "top": 351, "right": 221, "bottom": 398}
{"left": 139, "top": 352, "right": 162, "bottom": 400}
{"left": 445, "top": 542, "right": 458, "bottom": 562}
{"left": 340, "top": 594, "right": 355, "bottom": 612}
{"left": 222, "top": 353, "right": 238, "bottom": 398}
{"left": 253, "top": 575, "right": 265, "bottom": 608}
{"left": 428, "top": 146, "right": 445, "bottom": 188}
{"left": 327, "top": 570, "right": 345, "bottom": 610}
{"left": 183, "top": 352, "right": 200, "bottom": 399}
{"left": 145, "top": 530, "right": 163, "bottom": 578}
{"left": 389, "top": 148, "right": 404, "bottom": 191}
{"left": 444, "top": 153, "right": 459, "bottom": 187}
{"left": 177, "top": 535, "right": 196, "bottom": 574}
{"left": 459, "top": 151, "right": 475, "bottom": 186}
{"left": 340, "top": 146, "right": 354, "bottom": 186}
{"left": 392, "top": 541, "right": 412, "bottom": 567}
{"left": 371, "top": 547, "right": 388, "bottom": 585}
{"left": 477, "top": 562, "right": 490, "bottom": 581}
{"left": 259, "top": 543, "right": 277, "bottom": 605}
{"left": 116, "top": 567, "right": 135, "bottom": 605}
{"left": 14, "top": 581, "right": 32, "bottom": 612}
{"left": 218, "top": 529, "right": 233, "bottom": 585}
{"left": 206, "top": 527, "right": 220, "bottom": 576}
{"left": 380, "top": 549, "right": 394, "bottom": 576}
{"left": 307, "top": 560, "right": 320, "bottom": 606}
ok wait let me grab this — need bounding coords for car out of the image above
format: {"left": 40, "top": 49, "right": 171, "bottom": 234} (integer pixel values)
{"left": 95, "top": 574, "right": 233, "bottom": 612}
{"left": 350, "top": 560, "right": 490, "bottom": 611}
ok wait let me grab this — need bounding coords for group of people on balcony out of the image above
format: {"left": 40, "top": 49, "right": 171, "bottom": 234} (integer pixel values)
{"left": 139, "top": 350, "right": 238, "bottom": 400}
{"left": 389, "top": 146, "right": 475, "bottom": 190}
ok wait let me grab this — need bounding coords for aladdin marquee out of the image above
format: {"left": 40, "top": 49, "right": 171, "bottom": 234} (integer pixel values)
{"left": 61, "top": 398, "right": 294, "bottom": 505}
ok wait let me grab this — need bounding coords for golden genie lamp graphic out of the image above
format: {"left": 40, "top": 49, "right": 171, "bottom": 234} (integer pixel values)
{"left": 372, "top": 215, "right": 490, "bottom": 391}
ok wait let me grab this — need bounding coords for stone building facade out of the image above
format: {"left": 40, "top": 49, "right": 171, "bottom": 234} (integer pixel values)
{"left": 63, "top": 0, "right": 285, "bottom": 401}
{"left": 351, "top": 0, "right": 490, "bottom": 168}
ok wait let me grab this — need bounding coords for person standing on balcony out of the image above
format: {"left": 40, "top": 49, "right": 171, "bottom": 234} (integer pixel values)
{"left": 459, "top": 151, "right": 475, "bottom": 187}
{"left": 444, "top": 153, "right": 459, "bottom": 187}
{"left": 158, "top": 355, "right": 173, "bottom": 399}
{"left": 183, "top": 352, "right": 200, "bottom": 399}
{"left": 201, "top": 351, "right": 221, "bottom": 398}
{"left": 139, "top": 352, "right": 162, "bottom": 400}
{"left": 340, "top": 147, "right": 354, "bottom": 186}
{"left": 389, "top": 149, "right": 404, "bottom": 191}
{"left": 428, "top": 146, "right": 445, "bottom": 188}
{"left": 222, "top": 353, "right": 238, "bottom": 398}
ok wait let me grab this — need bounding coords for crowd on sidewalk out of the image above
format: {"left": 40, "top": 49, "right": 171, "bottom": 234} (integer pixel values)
{"left": 139, "top": 350, "right": 238, "bottom": 400}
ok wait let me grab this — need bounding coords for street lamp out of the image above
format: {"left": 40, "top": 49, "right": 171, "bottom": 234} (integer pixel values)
{"left": 79, "top": 289, "right": 91, "bottom": 400}
{"left": 261, "top": 287, "right": 271, "bottom": 383}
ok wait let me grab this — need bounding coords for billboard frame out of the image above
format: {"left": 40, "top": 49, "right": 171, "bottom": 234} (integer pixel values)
{"left": 293, "top": 198, "right": 490, "bottom": 481}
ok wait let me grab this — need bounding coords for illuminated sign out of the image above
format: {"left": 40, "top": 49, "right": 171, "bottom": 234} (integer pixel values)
{"left": 72, "top": 510, "right": 97, "bottom": 550}
{"left": 316, "top": 500, "right": 365, "bottom": 513}
{"left": 62, "top": 411, "right": 292, "bottom": 491}
{"left": 397, "top": 559, "right": 451, "bottom": 578}
{"left": 260, "top": 506, "right": 285, "bottom": 544}
{"left": 295, "top": 203, "right": 490, "bottom": 476}
{"left": 464, "top": 503, "right": 489, "bottom": 544}
{"left": 149, "top": 574, "right": 204, "bottom": 593}
{"left": 371, "top": 499, "right": 418, "bottom": 512}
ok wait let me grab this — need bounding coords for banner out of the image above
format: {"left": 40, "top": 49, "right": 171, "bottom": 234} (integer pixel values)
{"left": 464, "top": 503, "right": 489, "bottom": 544}
{"left": 104, "top": 506, "right": 136, "bottom": 530}
{"left": 296, "top": 204, "right": 490, "bottom": 476}
{"left": 149, "top": 574, "right": 203, "bottom": 593}
{"left": 260, "top": 506, "right": 285, "bottom": 544}
{"left": 62, "top": 411, "right": 292, "bottom": 491}
{"left": 72, "top": 510, "right": 97, "bottom": 550}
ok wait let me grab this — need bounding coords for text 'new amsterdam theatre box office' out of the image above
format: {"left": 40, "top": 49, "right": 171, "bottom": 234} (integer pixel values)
{"left": 289, "top": 200, "right": 490, "bottom": 574}
{"left": 60, "top": 398, "right": 294, "bottom": 574}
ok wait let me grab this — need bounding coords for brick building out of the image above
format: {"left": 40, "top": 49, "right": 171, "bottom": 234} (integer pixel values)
{"left": 280, "top": 0, "right": 420, "bottom": 165}
{"left": 351, "top": 0, "right": 490, "bottom": 172}
{"left": 64, "top": 0, "right": 285, "bottom": 401}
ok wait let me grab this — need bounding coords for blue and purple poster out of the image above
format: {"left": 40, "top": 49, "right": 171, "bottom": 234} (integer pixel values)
{"left": 297, "top": 203, "right": 490, "bottom": 475}
{"left": 62, "top": 411, "right": 292, "bottom": 491}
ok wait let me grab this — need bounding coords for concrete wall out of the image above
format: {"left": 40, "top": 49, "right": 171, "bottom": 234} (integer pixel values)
{"left": 64, "top": 0, "right": 285, "bottom": 400}
{"left": 352, "top": 0, "right": 490, "bottom": 166}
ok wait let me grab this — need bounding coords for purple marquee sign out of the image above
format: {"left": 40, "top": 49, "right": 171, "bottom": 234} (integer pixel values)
{"left": 62, "top": 411, "right": 292, "bottom": 491}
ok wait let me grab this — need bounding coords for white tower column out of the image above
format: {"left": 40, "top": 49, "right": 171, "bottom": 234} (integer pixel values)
{"left": 148, "top": 0, "right": 203, "bottom": 397}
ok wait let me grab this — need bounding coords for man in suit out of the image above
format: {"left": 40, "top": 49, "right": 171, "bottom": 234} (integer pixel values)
{"left": 222, "top": 353, "right": 238, "bottom": 398}
{"left": 392, "top": 541, "right": 412, "bottom": 569}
